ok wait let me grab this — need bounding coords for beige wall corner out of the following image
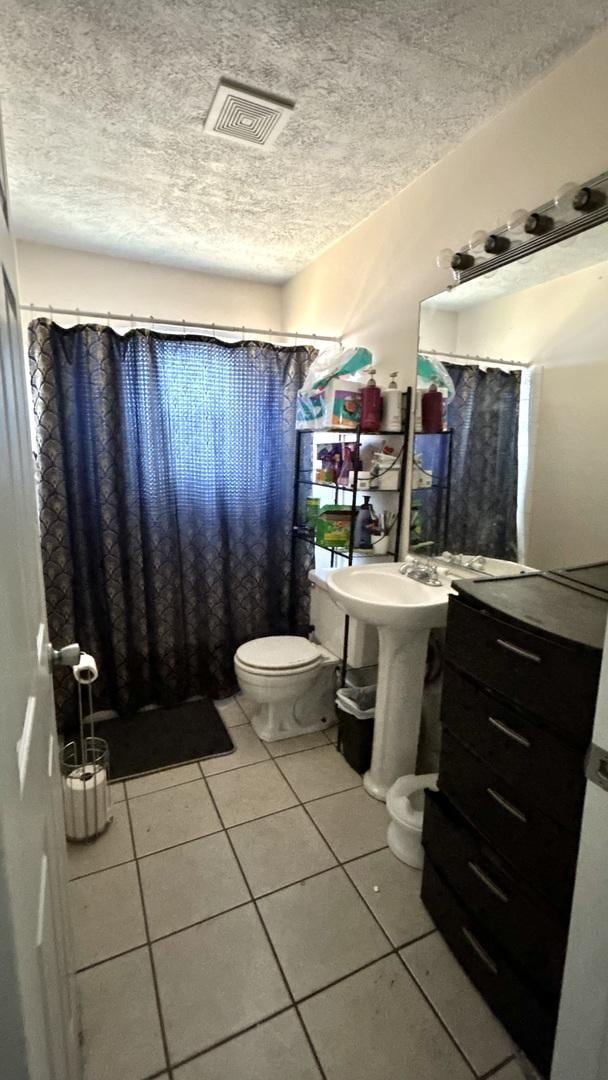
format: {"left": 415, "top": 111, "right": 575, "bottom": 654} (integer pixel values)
{"left": 282, "top": 27, "right": 608, "bottom": 386}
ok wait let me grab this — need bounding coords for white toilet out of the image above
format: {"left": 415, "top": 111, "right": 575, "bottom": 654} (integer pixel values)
{"left": 234, "top": 568, "right": 378, "bottom": 743}
{"left": 386, "top": 773, "right": 438, "bottom": 869}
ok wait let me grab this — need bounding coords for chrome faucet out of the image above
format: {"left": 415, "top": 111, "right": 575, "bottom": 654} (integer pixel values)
{"left": 399, "top": 558, "right": 443, "bottom": 586}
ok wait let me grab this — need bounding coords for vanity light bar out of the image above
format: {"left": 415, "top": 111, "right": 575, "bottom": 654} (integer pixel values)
{"left": 437, "top": 169, "right": 608, "bottom": 284}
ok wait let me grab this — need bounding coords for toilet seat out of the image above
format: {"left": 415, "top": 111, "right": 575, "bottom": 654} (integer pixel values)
{"left": 235, "top": 635, "right": 322, "bottom": 675}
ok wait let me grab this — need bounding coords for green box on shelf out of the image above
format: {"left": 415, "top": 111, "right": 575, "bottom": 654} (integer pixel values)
{"left": 315, "top": 505, "right": 352, "bottom": 548}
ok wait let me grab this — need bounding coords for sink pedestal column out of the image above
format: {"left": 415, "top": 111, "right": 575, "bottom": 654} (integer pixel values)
{"left": 363, "top": 625, "right": 430, "bottom": 802}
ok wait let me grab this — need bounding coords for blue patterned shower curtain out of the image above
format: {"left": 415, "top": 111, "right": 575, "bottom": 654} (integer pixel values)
{"left": 29, "top": 320, "right": 313, "bottom": 724}
{"left": 445, "top": 363, "right": 520, "bottom": 560}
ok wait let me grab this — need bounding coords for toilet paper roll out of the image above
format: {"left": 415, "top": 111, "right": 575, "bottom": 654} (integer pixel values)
{"left": 63, "top": 765, "right": 109, "bottom": 841}
{"left": 73, "top": 652, "right": 98, "bottom": 684}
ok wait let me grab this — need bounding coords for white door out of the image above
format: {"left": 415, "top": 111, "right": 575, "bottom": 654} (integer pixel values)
{"left": 0, "top": 112, "right": 81, "bottom": 1078}
{"left": 551, "top": 617, "right": 608, "bottom": 1080}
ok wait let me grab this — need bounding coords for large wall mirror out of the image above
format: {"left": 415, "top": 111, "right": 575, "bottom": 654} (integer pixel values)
{"left": 412, "top": 221, "right": 608, "bottom": 572}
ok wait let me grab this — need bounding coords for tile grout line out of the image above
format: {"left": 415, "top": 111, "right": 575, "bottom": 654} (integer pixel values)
{"left": 234, "top": 743, "right": 504, "bottom": 1080}
{"left": 73, "top": 856, "right": 439, "bottom": 978}
{"left": 67, "top": 800, "right": 386, "bottom": 884}
{"left": 397, "top": 948, "right": 513, "bottom": 1080}
{"left": 256, "top": 746, "right": 416, "bottom": 1071}
{"left": 479, "top": 1055, "right": 518, "bottom": 1079}
{"left": 78, "top": 724, "right": 518, "bottom": 1079}
{"left": 167, "top": 1003, "right": 295, "bottom": 1074}
{"left": 123, "top": 789, "right": 175, "bottom": 1080}
{"left": 199, "top": 762, "right": 330, "bottom": 1080}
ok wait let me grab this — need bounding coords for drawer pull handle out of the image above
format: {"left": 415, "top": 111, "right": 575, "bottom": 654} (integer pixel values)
{"left": 488, "top": 715, "right": 531, "bottom": 748}
{"left": 462, "top": 927, "right": 499, "bottom": 975}
{"left": 496, "top": 638, "right": 541, "bottom": 664}
{"left": 487, "top": 786, "right": 527, "bottom": 823}
{"left": 468, "top": 860, "right": 509, "bottom": 903}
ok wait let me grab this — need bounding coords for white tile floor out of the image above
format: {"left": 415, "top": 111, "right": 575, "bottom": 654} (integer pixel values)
{"left": 68, "top": 694, "right": 537, "bottom": 1080}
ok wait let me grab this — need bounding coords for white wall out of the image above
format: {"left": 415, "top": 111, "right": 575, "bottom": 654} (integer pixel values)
{"left": 16, "top": 240, "right": 282, "bottom": 337}
{"left": 453, "top": 259, "right": 608, "bottom": 569}
{"left": 283, "top": 29, "right": 608, "bottom": 393}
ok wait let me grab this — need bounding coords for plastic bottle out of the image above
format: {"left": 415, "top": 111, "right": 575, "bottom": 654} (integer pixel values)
{"left": 353, "top": 496, "right": 375, "bottom": 549}
{"left": 361, "top": 370, "right": 382, "bottom": 433}
{"left": 421, "top": 382, "right": 444, "bottom": 434}
{"left": 381, "top": 372, "right": 402, "bottom": 432}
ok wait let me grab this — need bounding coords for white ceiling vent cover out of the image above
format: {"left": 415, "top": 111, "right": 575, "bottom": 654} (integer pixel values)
{"left": 204, "top": 79, "right": 295, "bottom": 150}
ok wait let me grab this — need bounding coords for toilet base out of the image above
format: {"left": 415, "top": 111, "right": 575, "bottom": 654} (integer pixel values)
{"left": 250, "top": 706, "right": 336, "bottom": 743}
{"left": 247, "top": 659, "right": 338, "bottom": 743}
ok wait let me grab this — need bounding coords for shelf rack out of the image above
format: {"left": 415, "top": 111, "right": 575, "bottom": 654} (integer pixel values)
{"left": 291, "top": 390, "right": 413, "bottom": 681}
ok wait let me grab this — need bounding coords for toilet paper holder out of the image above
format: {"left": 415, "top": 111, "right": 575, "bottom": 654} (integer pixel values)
{"left": 49, "top": 641, "right": 81, "bottom": 670}
{"left": 51, "top": 643, "right": 112, "bottom": 843}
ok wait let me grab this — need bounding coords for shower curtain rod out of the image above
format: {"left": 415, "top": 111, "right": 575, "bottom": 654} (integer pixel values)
{"left": 21, "top": 303, "right": 343, "bottom": 345}
{"left": 420, "top": 347, "right": 530, "bottom": 369}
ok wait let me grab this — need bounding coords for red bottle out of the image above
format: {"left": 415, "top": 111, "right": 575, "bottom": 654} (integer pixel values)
{"left": 421, "top": 382, "right": 443, "bottom": 433}
{"left": 361, "top": 369, "right": 382, "bottom": 433}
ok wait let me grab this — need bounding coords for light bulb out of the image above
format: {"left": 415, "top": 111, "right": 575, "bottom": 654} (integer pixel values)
{"left": 436, "top": 248, "right": 455, "bottom": 269}
{"left": 554, "top": 182, "right": 579, "bottom": 209}
{"left": 507, "top": 208, "right": 529, "bottom": 232}
{"left": 484, "top": 233, "right": 510, "bottom": 255}
{"left": 468, "top": 229, "right": 488, "bottom": 252}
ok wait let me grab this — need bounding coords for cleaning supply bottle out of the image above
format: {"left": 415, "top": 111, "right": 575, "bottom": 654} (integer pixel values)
{"left": 421, "top": 382, "right": 443, "bottom": 433}
{"left": 353, "top": 496, "right": 375, "bottom": 549}
{"left": 338, "top": 444, "right": 353, "bottom": 487}
{"left": 381, "top": 372, "right": 402, "bottom": 432}
{"left": 361, "top": 370, "right": 382, "bottom": 433}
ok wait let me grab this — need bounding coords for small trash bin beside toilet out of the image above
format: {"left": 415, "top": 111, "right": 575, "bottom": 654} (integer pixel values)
{"left": 386, "top": 773, "right": 438, "bottom": 869}
{"left": 335, "top": 684, "right": 376, "bottom": 774}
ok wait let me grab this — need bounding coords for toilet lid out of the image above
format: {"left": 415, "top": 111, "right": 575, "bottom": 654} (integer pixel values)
{"left": 236, "top": 636, "right": 321, "bottom": 672}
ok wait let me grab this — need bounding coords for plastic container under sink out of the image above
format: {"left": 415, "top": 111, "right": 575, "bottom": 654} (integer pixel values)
{"left": 335, "top": 684, "right": 376, "bottom": 774}
{"left": 386, "top": 773, "right": 438, "bottom": 869}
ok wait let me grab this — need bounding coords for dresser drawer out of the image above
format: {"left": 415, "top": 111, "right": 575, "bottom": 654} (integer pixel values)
{"left": 421, "top": 855, "right": 556, "bottom": 1077}
{"left": 439, "top": 731, "right": 579, "bottom": 915}
{"left": 441, "top": 663, "right": 586, "bottom": 832}
{"left": 445, "top": 597, "right": 599, "bottom": 745}
{"left": 422, "top": 789, "right": 567, "bottom": 998}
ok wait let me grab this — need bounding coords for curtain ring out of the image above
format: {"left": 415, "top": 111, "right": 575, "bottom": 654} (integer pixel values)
{"left": 129, "top": 313, "right": 135, "bottom": 333}
{"left": 106, "top": 311, "right": 111, "bottom": 327}
{"left": 48, "top": 303, "right": 54, "bottom": 325}
{"left": 181, "top": 318, "right": 186, "bottom": 339}
{"left": 75, "top": 307, "right": 81, "bottom": 326}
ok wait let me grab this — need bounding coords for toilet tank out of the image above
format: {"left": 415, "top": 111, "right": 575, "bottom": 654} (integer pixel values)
{"left": 309, "top": 568, "right": 378, "bottom": 668}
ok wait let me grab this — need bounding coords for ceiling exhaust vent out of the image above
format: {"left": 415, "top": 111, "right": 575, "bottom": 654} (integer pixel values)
{"left": 203, "top": 79, "right": 295, "bottom": 150}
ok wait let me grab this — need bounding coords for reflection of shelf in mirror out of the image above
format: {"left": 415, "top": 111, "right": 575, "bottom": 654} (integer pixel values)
{"left": 412, "top": 483, "right": 448, "bottom": 491}
{"left": 414, "top": 429, "right": 452, "bottom": 436}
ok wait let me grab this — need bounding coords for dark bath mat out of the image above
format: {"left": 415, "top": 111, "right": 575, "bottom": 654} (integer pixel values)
{"left": 93, "top": 698, "right": 234, "bottom": 781}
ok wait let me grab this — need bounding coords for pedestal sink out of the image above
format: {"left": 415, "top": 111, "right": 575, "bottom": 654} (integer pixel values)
{"left": 327, "top": 563, "right": 453, "bottom": 801}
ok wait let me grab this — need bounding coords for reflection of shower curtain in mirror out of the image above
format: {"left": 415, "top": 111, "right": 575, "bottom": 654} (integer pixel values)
{"left": 445, "top": 364, "right": 520, "bottom": 559}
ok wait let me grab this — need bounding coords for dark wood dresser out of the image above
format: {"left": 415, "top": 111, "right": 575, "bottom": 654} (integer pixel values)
{"left": 421, "top": 564, "right": 608, "bottom": 1076}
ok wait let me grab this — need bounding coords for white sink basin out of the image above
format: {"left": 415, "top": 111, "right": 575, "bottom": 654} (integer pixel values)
{"left": 327, "top": 562, "right": 455, "bottom": 802}
{"left": 327, "top": 563, "right": 452, "bottom": 629}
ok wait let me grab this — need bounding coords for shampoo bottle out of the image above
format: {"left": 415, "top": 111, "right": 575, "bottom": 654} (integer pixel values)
{"left": 421, "top": 382, "right": 444, "bottom": 434}
{"left": 381, "top": 372, "right": 402, "bottom": 432}
{"left": 361, "top": 370, "right": 382, "bottom": 433}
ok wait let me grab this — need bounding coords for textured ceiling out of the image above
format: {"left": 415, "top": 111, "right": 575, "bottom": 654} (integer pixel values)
{"left": 1, "top": 0, "right": 607, "bottom": 282}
